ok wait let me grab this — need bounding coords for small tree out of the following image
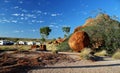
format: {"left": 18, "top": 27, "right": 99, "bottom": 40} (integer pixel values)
{"left": 62, "top": 26, "right": 70, "bottom": 38}
{"left": 40, "top": 26, "right": 51, "bottom": 43}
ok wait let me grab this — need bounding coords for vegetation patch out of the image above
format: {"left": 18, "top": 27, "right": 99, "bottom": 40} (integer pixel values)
{"left": 79, "top": 48, "right": 92, "bottom": 60}
{"left": 112, "top": 50, "right": 120, "bottom": 59}
{"left": 81, "top": 13, "right": 120, "bottom": 55}
{"left": 95, "top": 50, "right": 107, "bottom": 56}
{"left": 56, "top": 40, "right": 72, "bottom": 52}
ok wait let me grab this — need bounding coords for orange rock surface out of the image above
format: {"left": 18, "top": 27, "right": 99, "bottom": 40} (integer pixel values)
{"left": 68, "top": 31, "right": 90, "bottom": 52}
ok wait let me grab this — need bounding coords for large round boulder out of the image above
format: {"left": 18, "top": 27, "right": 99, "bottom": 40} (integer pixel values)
{"left": 68, "top": 31, "right": 90, "bottom": 52}
{"left": 74, "top": 26, "right": 83, "bottom": 33}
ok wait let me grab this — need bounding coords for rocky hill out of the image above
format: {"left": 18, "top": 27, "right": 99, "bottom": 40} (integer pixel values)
{"left": 73, "top": 13, "right": 120, "bottom": 54}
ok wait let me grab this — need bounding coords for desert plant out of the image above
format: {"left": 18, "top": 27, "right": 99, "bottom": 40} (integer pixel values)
{"left": 56, "top": 40, "right": 71, "bottom": 52}
{"left": 95, "top": 50, "right": 107, "bottom": 56}
{"left": 46, "top": 44, "right": 57, "bottom": 51}
{"left": 52, "top": 49, "right": 58, "bottom": 54}
{"left": 112, "top": 50, "right": 120, "bottom": 59}
{"left": 79, "top": 48, "right": 92, "bottom": 60}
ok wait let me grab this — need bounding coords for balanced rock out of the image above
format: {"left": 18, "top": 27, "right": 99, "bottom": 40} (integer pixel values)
{"left": 74, "top": 26, "right": 83, "bottom": 33}
{"left": 68, "top": 31, "right": 90, "bottom": 52}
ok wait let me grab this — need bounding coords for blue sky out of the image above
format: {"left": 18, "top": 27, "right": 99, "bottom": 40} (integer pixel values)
{"left": 0, "top": 0, "right": 120, "bottom": 39}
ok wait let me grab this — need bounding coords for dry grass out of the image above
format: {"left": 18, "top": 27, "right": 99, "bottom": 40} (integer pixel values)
{"left": 112, "top": 51, "right": 120, "bottom": 59}
{"left": 95, "top": 50, "right": 107, "bottom": 56}
{"left": 46, "top": 44, "right": 57, "bottom": 51}
{"left": 79, "top": 48, "right": 92, "bottom": 60}
{"left": 0, "top": 45, "right": 31, "bottom": 51}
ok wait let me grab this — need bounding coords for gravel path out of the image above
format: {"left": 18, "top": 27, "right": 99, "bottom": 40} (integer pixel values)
{"left": 28, "top": 53, "right": 120, "bottom": 73}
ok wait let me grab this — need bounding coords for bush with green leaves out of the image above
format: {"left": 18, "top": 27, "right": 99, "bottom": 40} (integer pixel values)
{"left": 56, "top": 40, "right": 72, "bottom": 52}
{"left": 112, "top": 50, "right": 120, "bottom": 59}
{"left": 82, "top": 13, "right": 120, "bottom": 55}
{"left": 95, "top": 50, "right": 107, "bottom": 56}
{"left": 79, "top": 48, "right": 92, "bottom": 60}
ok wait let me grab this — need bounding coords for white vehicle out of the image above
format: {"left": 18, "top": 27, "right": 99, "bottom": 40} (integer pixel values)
{"left": 0, "top": 40, "right": 7, "bottom": 45}
{"left": 35, "top": 42, "right": 41, "bottom": 45}
{"left": 18, "top": 41, "right": 25, "bottom": 45}
{"left": 27, "top": 41, "right": 35, "bottom": 45}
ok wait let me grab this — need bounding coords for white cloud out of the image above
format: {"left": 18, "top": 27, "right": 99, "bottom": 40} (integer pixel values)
{"left": 32, "top": 29, "right": 38, "bottom": 32}
{"left": 12, "top": 13, "right": 20, "bottom": 16}
{"left": 49, "top": 24, "right": 59, "bottom": 28}
{"left": 14, "top": 30, "right": 24, "bottom": 33}
{"left": 4, "top": 0, "right": 9, "bottom": 3}
{"left": 3, "top": 19, "right": 10, "bottom": 22}
{"left": 37, "top": 20, "right": 44, "bottom": 23}
{"left": 14, "top": 6, "right": 19, "bottom": 9}
{"left": 50, "top": 22, "right": 57, "bottom": 25}
{"left": 49, "top": 24, "right": 54, "bottom": 27}
{"left": 11, "top": 20, "right": 17, "bottom": 23}
{"left": 20, "top": 17, "right": 24, "bottom": 20}
{"left": 22, "top": 9, "right": 27, "bottom": 13}
{"left": 62, "top": 25, "right": 70, "bottom": 27}
{"left": 43, "top": 12, "right": 47, "bottom": 15}
{"left": 36, "top": 10, "right": 42, "bottom": 14}
{"left": 51, "top": 14, "right": 57, "bottom": 16}
{"left": 19, "top": 1, "right": 23, "bottom": 4}
{"left": 21, "top": 13, "right": 24, "bottom": 16}
{"left": 0, "top": 19, "right": 10, "bottom": 23}
{"left": 32, "top": 20, "right": 35, "bottom": 23}
{"left": 21, "top": 30, "right": 24, "bottom": 32}
{"left": 24, "top": 17, "right": 28, "bottom": 20}
{"left": 26, "top": 14, "right": 35, "bottom": 18}
{"left": 33, "top": 16, "right": 36, "bottom": 18}
{"left": 32, "top": 29, "right": 36, "bottom": 32}
{"left": 51, "top": 13, "right": 62, "bottom": 17}
{"left": 29, "top": 29, "right": 38, "bottom": 32}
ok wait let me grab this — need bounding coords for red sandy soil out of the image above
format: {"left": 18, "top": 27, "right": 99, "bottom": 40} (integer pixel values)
{"left": 0, "top": 51, "right": 75, "bottom": 73}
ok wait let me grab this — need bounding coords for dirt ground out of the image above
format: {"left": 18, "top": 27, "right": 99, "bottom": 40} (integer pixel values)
{"left": 29, "top": 60, "right": 120, "bottom": 73}
{"left": 0, "top": 51, "right": 120, "bottom": 73}
{"left": 0, "top": 51, "right": 75, "bottom": 73}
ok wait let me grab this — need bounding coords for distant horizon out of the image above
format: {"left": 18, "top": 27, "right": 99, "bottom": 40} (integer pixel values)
{"left": 0, "top": 0, "right": 120, "bottom": 39}
{"left": 0, "top": 36, "right": 39, "bottom": 39}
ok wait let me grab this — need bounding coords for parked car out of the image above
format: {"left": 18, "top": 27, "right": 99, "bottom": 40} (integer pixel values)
{"left": 18, "top": 41, "right": 26, "bottom": 45}
{"left": 27, "top": 41, "right": 35, "bottom": 45}
{"left": 0, "top": 40, "right": 7, "bottom": 45}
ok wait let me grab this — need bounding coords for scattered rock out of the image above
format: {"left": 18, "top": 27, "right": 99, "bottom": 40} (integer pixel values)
{"left": 39, "top": 44, "right": 46, "bottom": 51}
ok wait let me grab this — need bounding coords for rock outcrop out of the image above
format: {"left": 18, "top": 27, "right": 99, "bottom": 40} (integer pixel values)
{"left": 74, "top": 26, "right": 83, "bottom": 33}
{"left": 74, "top": 14, "right": 111, "bottom": 33}
{"left": 68, "top": 31, "right": 90, "bottom": 52}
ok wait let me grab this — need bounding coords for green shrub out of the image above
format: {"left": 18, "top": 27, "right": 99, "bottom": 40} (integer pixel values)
{"left": 95, "top": 50, "right": 107, "bottom": 56}
{"left": 79, "top": 48, "right": 92, "bottom": 60}
{"left": 82, "top": 13, "right": 120, "bottom": 55}
{"left": 56, "top": 41, "right": 72, "bottom": 52}
{"left": 112, "top": 50, "right": 120, "bottom": 59}
{"left": 52, "top": 50, "right": 58, "bottom": 54}
{"left": 46, "top": 44, "right": 57, "bottom": 51}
